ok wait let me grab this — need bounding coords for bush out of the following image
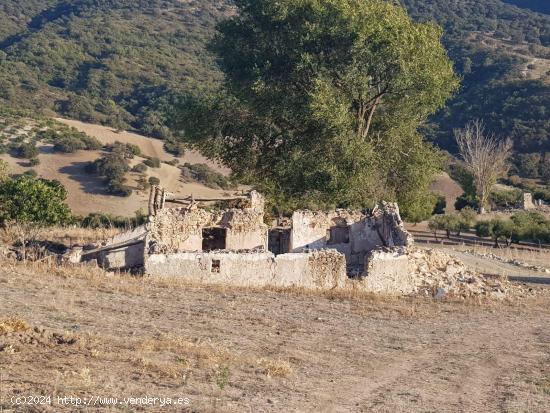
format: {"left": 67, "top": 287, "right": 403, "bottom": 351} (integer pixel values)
{"left": 181, "top": 163, "right": 234, "bottom": 190}
{"left": 16, "top": 142, "right": 39, "bottom": 159}
{"left": 108, "top": 141, "right": 141, "bottom": 159}
{"left": 428, "top": 208, "right": 477, "bottom": 240}
{"left": 454, "top": 193, "right": 479, "bottom": 211}
{"left": 432, "top": 194, "right": 446, "bottom": 215}
{"left": 80, "top": 212, "right": 146, "bottom": 229}
{"left": 164, "top": 139, "right": 186, "bottom": 157}
{"left": 29, "top": 157, "right": 40, "bottom": 166}
{"left": 41, "top": 127, "right": 102, "bottom": 153}
{"left": 474, "top": 212, "right": 550, "bottom": 246}
{"left": 53, "top": 137, "right": 85, "bottom": 153}
{"left": 489, "top": 189, "right": 522, "bottom": 209}
{"left": 148, "top": 176, "right": 160, "bottom": 186}
{"left": 131, "top": 163, "right": 148, "bottom": 173}
{"left": 144, "top": 157, "right": 161, "bottom": 168}
{"left": 86, "top": 153, "right": 131, "bottom": 197}
{"left": 23, "top": 169, "right": 37, "bottom": 178}
{"left": 0, "top": 176, "right": 72, "bottom": 226}
{"left": 107, "top": 180, "right": 133, "bottom": 197}
{"left": 87, "top": 154, "right": 129, "bottom": 181}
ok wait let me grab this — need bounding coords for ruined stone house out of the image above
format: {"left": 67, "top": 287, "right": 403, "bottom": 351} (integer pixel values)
{"left": 74, "top": 187, "right": 415, "bottom": 294}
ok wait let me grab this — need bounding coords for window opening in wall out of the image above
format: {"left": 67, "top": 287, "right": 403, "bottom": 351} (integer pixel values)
{"left": 327, "top": 226, "right": 350, "bottom": 245}
{"left": 202, "top": 227, "right": 227, "bottom": 251}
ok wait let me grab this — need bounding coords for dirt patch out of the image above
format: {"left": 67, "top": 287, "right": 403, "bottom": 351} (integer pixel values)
{"left": 0, "top": 259, "right": 549, "bottom": 412}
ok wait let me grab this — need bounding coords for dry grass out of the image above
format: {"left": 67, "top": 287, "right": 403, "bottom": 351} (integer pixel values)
{"left": 0, "top": 258, "right": 549, "bottom": 412}
{"left": 0, "top": 317, "right": 29, "bottom": 334}
{"left": 258, "top": 358, "right": 293, "bottom": 378}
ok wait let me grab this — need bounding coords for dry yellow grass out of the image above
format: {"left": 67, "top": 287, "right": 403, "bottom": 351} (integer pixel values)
{"left": 1, "top": 257, "right": 549, "bottom": 412}
{"left": 0, "top": 317, "right": 29, "bottom": 334}
{"left": 258, "top": 358, "right": 293, "bottom": 378}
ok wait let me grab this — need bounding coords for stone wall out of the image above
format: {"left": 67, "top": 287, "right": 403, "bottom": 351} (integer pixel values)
{"left": 361, "top": 247, "right": 413, "bottom": 294}
{"left": 144, "top": 250, "right": 347, "bottom": 290}
{"left": 146, "top": 206, "right": 268, "bottom": 254}
{"left": 289, "top": 202, "right": 412, "bottom": 265}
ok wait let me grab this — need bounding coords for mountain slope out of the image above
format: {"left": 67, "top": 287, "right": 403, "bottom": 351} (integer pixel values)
{"left": 504, "top": 1, "right": 550, "bottom": 15}
{"left": 0, "top": 0, "right": 231, "bottom": 136}
{"left": 401, "top": 0, "right": 550, "bottom": 157}
{"left": 0, "top": 0, "right": 549, "bottom": 163}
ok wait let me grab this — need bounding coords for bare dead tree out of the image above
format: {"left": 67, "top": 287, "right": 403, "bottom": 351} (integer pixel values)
{"left": 455, "top": 120, "right": 512, "bottom": 214}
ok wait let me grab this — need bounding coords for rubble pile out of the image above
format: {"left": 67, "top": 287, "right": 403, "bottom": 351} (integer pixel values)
{"left": 407, "top": 248, "right": 517, "bottom": 299}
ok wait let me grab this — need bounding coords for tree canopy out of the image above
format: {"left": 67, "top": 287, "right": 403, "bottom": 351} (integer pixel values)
{"left": 0, "top": 176, "right": 72, "bottom": 225}
{"left": 174, "top": 0, "right": 458, "bottom": 214}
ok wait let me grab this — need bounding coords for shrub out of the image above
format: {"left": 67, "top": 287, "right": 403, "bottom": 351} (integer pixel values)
{"left": 107, "top": 180, "right": 133, "bottom": 197}
{"left": 474, "top": 212, "right": 550, "bottom": 246}
{"left": 490, "top": 189, "right": 522, "bottom": 209}
{"left": 432, "top": 194, "right": 446, "bottom": 215}
{"left": 454, "top": 193, "right": 479, "bottom": 211}
{"left": 53, "top": 137, "right": 85, "bottom": 153}
{"left": 86, "top": 153, "right": 131, "bottom": 197}
{"left": 0, "top": 176, "right": 72, "bottom": 226}
{"left": 107, "top": 141, "right": 141, "bottom": 159}
{"left": 164, "top": 139, "right": 186, "bottom": 157}
{"left": 88, "top": 153, "right": 129, "bottom": 181}
{"left": 23, "top": 169, "right": 37, "bottom": 178}
{"left": 148, "top": 176, "right": 160, "bottom": 186}
{"left": 16, "top": 142, "right": 39, "bottom": 159}
{"left": 131, "top": 163, "right": 148, "bottom": 173}
{"left": 181, "top": 163, "right": 234, "bottom": 189}
{"left": 80, "top": 212, "right": 146, "bottom": 229}
{"left": 41, "top": 127, "right": 102, "bottom": 153}
{"left": 144, "top": 157, "right": 161, "bottom": 168}
{"left": 29, "top": 157, "right": 40, "bottom": 166}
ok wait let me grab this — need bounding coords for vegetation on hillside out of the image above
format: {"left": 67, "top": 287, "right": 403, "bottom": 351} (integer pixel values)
{"left": 0, "top": 0, "right": 231, "bottom": 135}
{"left": 401, "top": 0, "right": 550, "bottom": 160}
{"left": 0, "top": 1, "right": 549, "bottom": 168}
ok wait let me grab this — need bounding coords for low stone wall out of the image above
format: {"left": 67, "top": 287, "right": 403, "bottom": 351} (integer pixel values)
{"left": 361, "top": 247, "right": 413, "bottom": 294}
{"left": 97, "top": 242, "right": 145, "bottom": 270}
{"left": 144, "top": 250, "right": 348, "bottom": 290}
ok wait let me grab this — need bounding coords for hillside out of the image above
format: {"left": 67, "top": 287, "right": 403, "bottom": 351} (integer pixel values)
{"left": 0, "top": 0, "right": 549, "bottom": 164}
{"left": 504, "top": 1, "right": 550, "bottom": 14}
{"left": 0, "top": 0, "right": 231, "bottom": 136}
{"left": 401, "top": 0, "right": 550, "bottom": 158}
{"left": 0, "top": 114, "right": 238, "bottom": 217}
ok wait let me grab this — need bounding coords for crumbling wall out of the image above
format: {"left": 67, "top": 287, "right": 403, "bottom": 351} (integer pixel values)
{"left": 97, "top": 242, "right": 145, "bottom": 270}
{"left": 144, "top": 249, "right": 347, "bottom": 290}
{"left": 290, "top": 202, "right": 412, "bottom": 265}
{"left": 360, "top": 247, "right": 413, "bottom": 294}
{"left": 146, "top": 207, "right": 268, "bottom": 253}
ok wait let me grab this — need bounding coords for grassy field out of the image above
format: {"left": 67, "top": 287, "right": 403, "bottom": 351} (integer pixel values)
{"left": 0, "top": 258, "right": 549, "bottom": 412}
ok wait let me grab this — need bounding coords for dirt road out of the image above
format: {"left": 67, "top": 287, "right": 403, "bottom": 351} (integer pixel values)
{"left": 1, "top": 261, "right": 549, "bottom": 412}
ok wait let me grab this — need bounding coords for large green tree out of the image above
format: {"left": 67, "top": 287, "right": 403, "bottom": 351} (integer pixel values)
{"left": 0, "top": 176, "right": 72, "bottom": 226}
{"left": 174, "top": 0, "right": 459, "bottom": 214}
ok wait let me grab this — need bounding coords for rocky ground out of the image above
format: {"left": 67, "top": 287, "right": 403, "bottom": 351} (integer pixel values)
{"left": 1, "top": 259, "right": 549, "bottom": 412}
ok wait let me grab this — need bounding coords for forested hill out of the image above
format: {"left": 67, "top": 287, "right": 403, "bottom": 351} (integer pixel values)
{"left": 0, "top": 0, "right": 232, "bottom": 138}
{"left": 0, "top": 0, "right": 549, "bottom": 165}
{"left": 504, "top": 1, "right": 550, "bottom": 15}
{"left": 401, "top": 0, "right": 550, "bottom": 159}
